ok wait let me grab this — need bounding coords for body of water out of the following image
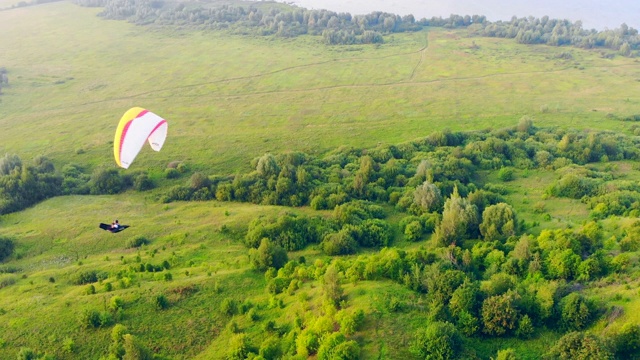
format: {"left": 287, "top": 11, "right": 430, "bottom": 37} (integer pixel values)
{"left": 275, "top": 0, "right": 639, "bottom": 30}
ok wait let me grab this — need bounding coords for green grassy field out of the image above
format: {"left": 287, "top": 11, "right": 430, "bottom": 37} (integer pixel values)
{"left": 3, "top": 1, "right": 640, "bottom": 359}
{"left": 1, "top": 2, "right": 639, "bottom": 174}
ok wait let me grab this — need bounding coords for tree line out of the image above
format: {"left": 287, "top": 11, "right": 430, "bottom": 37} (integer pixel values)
{"left": 0, "top": 153, "right": 154, "bottom": 215}
{"left": 477, "top": 16, "right": 639, "bottom": 56}
{"left": 70, "top": 0, "right": 640, "bottom": 55}
{"left": 160, "top": 119, "right": 640, "bottom": 210}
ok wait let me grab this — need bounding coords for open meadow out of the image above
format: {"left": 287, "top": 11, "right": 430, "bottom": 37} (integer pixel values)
{"left": 2, "top": 1, "right": 640, "bottom": 359}
{"left": 1, "top": 2, "right": 639, "bottom": 172}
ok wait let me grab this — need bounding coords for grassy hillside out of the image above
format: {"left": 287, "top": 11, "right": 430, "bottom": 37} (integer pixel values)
{"left": 3, "top": 1, "right": 640, "bottom": 360}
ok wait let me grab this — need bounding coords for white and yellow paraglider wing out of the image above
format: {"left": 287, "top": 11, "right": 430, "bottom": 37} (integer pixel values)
{"left": 114, "top": 107, "right": 168, "bottom": 169}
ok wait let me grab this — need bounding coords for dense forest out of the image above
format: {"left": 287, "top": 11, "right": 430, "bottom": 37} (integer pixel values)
{"left": 5, "top": 120, "right": 640, "bottom": 357}
{"left": 70, "top": 0, "right": 640, "bottom": 54}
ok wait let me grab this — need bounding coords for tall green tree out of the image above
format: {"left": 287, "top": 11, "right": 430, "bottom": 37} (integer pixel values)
{"left": 248, "top": 238, "right": 288, "bottom": 271}
{"left": 479, "top": 203, "right": 517, "bottom": 241}
{"left": 482, "top": 290, "right": 520, "bottom": 336}
{"left": 323, "top": 264, "right": 344, "bottom": 307}
{"left": 413, "top": 180, "right": 443, "bottom": 213}
{"left": 434, "top": 187, "right": 479, "bottom": 246}
{"left": 256, "top": 153, "right": 280, "bottom": 178}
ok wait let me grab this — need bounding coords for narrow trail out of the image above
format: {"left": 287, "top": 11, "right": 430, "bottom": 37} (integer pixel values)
{"left": 409, "top": 33, "right": 429, "bottom": 81}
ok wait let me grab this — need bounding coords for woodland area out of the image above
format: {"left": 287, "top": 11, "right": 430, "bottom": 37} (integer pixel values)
{"left": 4, "top": 120, "right": 640, "bottom": 358}
{"left": 69, "top": 0, "right": 640, "bottom": 54}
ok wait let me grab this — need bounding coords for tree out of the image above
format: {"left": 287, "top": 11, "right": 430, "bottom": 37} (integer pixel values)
{"left": 479, "top": 203, "right": 517, "bottom": 241}
{"left": 346, "top": 219, "right": 392, "bottom": 248}
{"left": 434, "top": 187, "right": 479, "bottom": 246}
{"left": 0, "top": 153, "right": 21, "bottom": 175}
{"left": 322, "top": 230, "right": 358, "bottom": 256}
{"left": 189, "top": 172, "right": 211, "bottom": 190}
{"left": 517, "top": 116, "right": 534, "bottom": 133}
{"left": 133, "top": 172, "right": 154, "bottom": 191}
{"left": 410, "top": 321, "right": 461, "bottom": 360}
{"left": 413, "top": 180, "right": 443, "bottom": 213}
{"left": 256, "top": 153, "right": 279, "bottom": 177}
{"left": 89, "top": 167, "right": 124, "bottom": 195}
{"left": 317, "top": 332, "right": 359, "bottom": 360}
{"left": 404, "top": 220, "right": 423, "bottom": 242}
{"left": 259, "top": 337, "right": 281, "bottom": 359}
{"left": 330, "top": 340, "right": 360, "bottom": 360}
{"left": 516, "top": 314, "right": 534, "bottom": 338}
{"left": 546, "top": 332, "right": 613, "bottom": 360}
{"left": 546, "top": 249, "right": 581, "bottom": 280}
{"left": 323, "top": 264, "right": 344, "bottom": 307}
{"left": 249, "top": 238, "right": 288, "bottom": 271}
{"left": 620, "top": 42, "right": 631, "bottom": 56}
{"left": 449, "top": 280, "right": 480, "bottom": 318}
{"left": 109, "top": 324, "right": 128, "bottom": 358}
{"left": 482, "top": 291, "right": 520, "bottom": 336}
{"left": 498, "top": 167, "right": 515, "bottom": 182}
{"left": 560, "top": 293, "right": 593, "bottom": 331}
{"left": 227, "top": 333, "right": 250, "bottom": 360}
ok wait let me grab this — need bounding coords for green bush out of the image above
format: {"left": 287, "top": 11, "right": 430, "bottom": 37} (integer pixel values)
{"left": 560, "top": 293, "right": 594, "bottom": 331}
{"left": 165, "top": 168, "right": 180, "bottom": 179}
{"left": 410, "top": 321, "right": 461, "bottom": 359}
{"left": 155, "top": 294, "right": 169, "bottom": 310}
{"left": 133, "top": 172, "right": 154, "bottom": 191}
{"left": 109, "top": 296, "right": 124, "bottom": 312}
{"left": 126, "top": 236, "right": 150, "bottom": 249}
{"left": 546, "top": 331, "right": 613, "bottom": 359}
{"left": 79, "top": 309, "right": 101, "bottom": 329}
{"left": 220, "top": 298, "right": 238, "bottom": 316}
{"left": 73, "top": 270, "right": 98, "bottom": 285}
{"left": 62, "top": 337, "right": 75, "bottom": 353}
{"left": 0, "top": 238, "right": 14, "bottom": 262}
{"left": 481, "top": 291, "right": 520, "bottom": 336}
{"left": 612, "top": 322, "right": 640, "bottom": 358}
{"left": 249, "top": 238, "right": 289, "bottom": 271}
{"left": 17, "top": 347, "right": 37, "bottom": 360}
{"left": 498, "top": 167, "right": 515, "bottom": 182}
{"left": 227, "top": 334, "right": 250, "bottom": 360}
{"left": 317, "top": 332, "right": 360, "bottom": 360}
{"left": 89, "top": 167, "right": 124, "bottom": 195}
{"left": 322, "top": 230, "right": 358, "bottom": 256}
{"left": 495, "top": 348, "right": 517, "bottom": 360}
{"left": 0, "top": 275, "right": 16, "bottom": 289}
{"left": 266, "top": 277, "right": 288, "bottom": 295}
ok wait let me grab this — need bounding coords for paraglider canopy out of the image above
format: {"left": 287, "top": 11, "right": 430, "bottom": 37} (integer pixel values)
{"left": 114, "top": 107, "right": 168, "bottom": 169}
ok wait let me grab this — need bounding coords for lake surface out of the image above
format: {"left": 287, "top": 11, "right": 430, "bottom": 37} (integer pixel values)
{"left": 275, "top": 0, "right": 639, "bottom": 30}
